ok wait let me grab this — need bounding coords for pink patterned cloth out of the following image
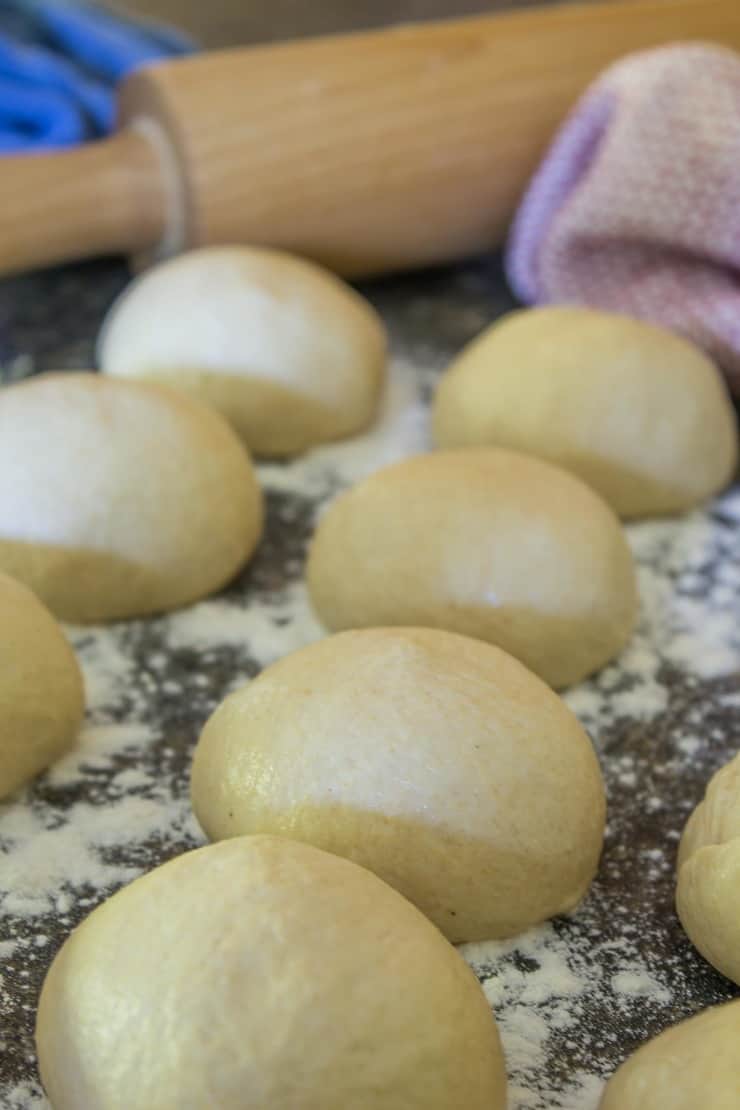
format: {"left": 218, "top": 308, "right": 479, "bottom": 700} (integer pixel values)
{"left": 506, "top": 43, "right": 740, "bottom": 393}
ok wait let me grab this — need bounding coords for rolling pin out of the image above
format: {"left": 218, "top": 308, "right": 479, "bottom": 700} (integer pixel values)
{"left": 3, "top": 0, "right": 740, "bottom": 278}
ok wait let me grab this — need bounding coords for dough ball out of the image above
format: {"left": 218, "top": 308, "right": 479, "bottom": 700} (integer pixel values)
{"left": 191, "top": 628, "right": 606, "bottom": 942}
{"left": 98, "top": 245, "right": 387, "bottom": 457}
{"left": 432, "top": 307, "right": 738, "bottom": 518}
{"left": 599, "top": 999, "right": 740, "bottom": 1109}
{"left": 676, "top": 752, "right": 740, "bottom": 985}
{"left": 36, "top": 835, "right": 507, "bottom": 1110}
{"left": 0, "top": 373, "right": 263, "bottom": 622}
{"left": 0, "top": 571, "right": 84, "bottom": 798}
{"left": 306, "top": 448, "right": 637, "bottom": 688}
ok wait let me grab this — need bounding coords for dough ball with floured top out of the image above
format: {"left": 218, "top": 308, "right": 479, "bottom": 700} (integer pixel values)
{"left": 433, "top": 306, "right": 738, "bottom": 518}
{"left": 36, "top": 835, "right": 507, "bottom": 1110}
{"left": 306, "top": 448, "right": 637, "bottom": 688}
{"left": 98, "top": 245, "right": 387, "bottom": 457}
{"left": 0, "top": 373, "right": 262, "bottom": 622}
{"left": 191, "top": 627, "right": 606, "bottom": 942}
{"left": 0, "top": 571, "right": 84, "bottom": 798}
{"left": 599, "top": 1000, "right": 740, "bottom": 1109}
{"left": 676, "top": 751, "right": 740, "bottom": 986}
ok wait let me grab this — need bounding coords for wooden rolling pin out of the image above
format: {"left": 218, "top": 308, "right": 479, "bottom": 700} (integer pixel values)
{"left": 3, "top": 0, "right": 740, "bottom": 277}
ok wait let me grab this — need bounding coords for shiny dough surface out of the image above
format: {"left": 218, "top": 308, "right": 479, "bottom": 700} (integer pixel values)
{"left": 98, "top": 245, "right": 387, "bottom": 457}
{"left": 0, "top": 571, "right": 84, "bottom": 798}
{"left": 599, "top": 1000, "right": 740, "bottom": 1109}
{"left": 433, "top": 307, "right": 738, "bottom": 518}
{"left": 192, "top": 627, "right": 606, "bottom": 942}
{"left": 0, "top": 373, "right": 263, "bottom": 621}
{"left": 307, "top": 448, "right": 638, "bottom": 688}
{"left": 676, "top": 752, "right": 740, "bottom": 986}
{"left": 36, "top": 835, "right": 507, "bottom": 1110}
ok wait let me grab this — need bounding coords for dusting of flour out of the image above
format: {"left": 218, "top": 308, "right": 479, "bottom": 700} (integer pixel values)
{"left": 2, "top": 352, "right": 740, "bottom": 1108}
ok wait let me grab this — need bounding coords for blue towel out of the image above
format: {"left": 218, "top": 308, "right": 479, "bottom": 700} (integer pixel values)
{"left": 0, "top": 1, "right": 194, "bottom": 152}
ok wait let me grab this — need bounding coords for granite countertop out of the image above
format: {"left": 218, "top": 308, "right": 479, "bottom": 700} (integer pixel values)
{"left": 0, "top": 250, "right": 739, "bottom": 1109}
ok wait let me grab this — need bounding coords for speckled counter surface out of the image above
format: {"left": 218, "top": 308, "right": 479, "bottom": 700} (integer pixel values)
{"left": 0, "top": 253, "right": 739, "bottom": 1109}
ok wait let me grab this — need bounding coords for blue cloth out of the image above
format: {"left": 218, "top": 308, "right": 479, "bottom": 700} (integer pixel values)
{"left": 0, "top": 1, "right": 194, "bottom": 151}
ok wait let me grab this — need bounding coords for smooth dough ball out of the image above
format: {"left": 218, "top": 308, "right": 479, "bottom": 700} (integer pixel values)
{"left": 36, "top": 835, "right": 507, "bottom": 1110}
{"left": 676, "top": 752, "right": 740, "bottom": 985}
{"left": 432, "top": 307, "right": 738, "bottom": 518}
{"left": 191, "top": 628, "right": 606, "bottom": 942}
{"left": 306, "top": 448, "right": 637, "bottom": 688}
{"left": 0, "top": 373, "right": 263, "bottom": 622}
{"left": 97, "top": 245, "right": 387, "bottom": 457}
{"left": 0, "top": 571, "right": 84, "bottom": 798}
{"left": 599, "top": 1000, "right": 740, "bottom": 1109}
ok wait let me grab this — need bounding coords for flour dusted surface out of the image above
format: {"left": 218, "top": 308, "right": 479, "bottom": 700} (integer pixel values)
{"left": 1, "top": 262, "right": 739, "bottom": 1108}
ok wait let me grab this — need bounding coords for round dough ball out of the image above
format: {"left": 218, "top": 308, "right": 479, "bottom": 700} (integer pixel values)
{"left": 599, "top": 1000, "right": 740, "bottom": 1109}
{"left": 0, "top": 373, "right": 263, "bottom": 622}
{"left": 432, "top": 307, "right": 738, "bottom": 518}
{"left": 36, "top": 835, "right": 507, "bottom": 1110}
{"left": 191, "top": 628, "right": 606, "bottom": 942}
{"left": 0, "top": 571, "right": 84, "bottom": 798}
{"left": 98, "top": 245, "right": 387, "bottom": 457}
{"left": 306, "top": 448, "right": 637, "bottom": 688}
{"left": 676, "top": 752, "right": 740, "bottom": 985}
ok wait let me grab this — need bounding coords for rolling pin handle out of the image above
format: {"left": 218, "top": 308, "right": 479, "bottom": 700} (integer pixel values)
{"left": 0, "top": 128, "right": 166, "bottom": 277}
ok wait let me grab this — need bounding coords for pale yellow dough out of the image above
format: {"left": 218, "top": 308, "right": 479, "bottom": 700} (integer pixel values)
{"left": 0, "top": 571, "right": 84, "bottom": 798}
{"left": 191, "top": 628, "right": 606, "bottom": 942}
{"left": 433, "top": 306, "right": 738, "bottom": 518}
{"left": 98, "top": 245, "right": 387, "bottom": 457}
{"left": 36, "top": 835, "right": 507, "bottom": 1110}
{"left": 0, "top": 373, "right": 263, "bottom": 622}
{"left": 599, "top": 999, "right": 740, "bottom": 1109}
{"left": 676, "top": 751, "right": 740, "bottom": 986}
{"left": 306, "top": 448, "right": 638, "bottom": 688}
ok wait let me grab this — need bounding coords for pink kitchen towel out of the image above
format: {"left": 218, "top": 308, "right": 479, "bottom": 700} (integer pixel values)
{"left": 506, "top": 43, "right": 740, "bottom": 394}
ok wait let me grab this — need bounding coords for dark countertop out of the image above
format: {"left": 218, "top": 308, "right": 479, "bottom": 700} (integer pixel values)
{"left": 1, "top": 1, "right": 740, "bottom": 1106}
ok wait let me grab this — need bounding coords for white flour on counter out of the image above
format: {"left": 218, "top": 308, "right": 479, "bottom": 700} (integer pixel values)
{"left": 2, "top": 351, "right": 740, "bottom": 1110}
